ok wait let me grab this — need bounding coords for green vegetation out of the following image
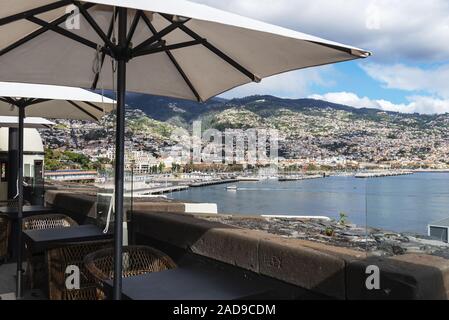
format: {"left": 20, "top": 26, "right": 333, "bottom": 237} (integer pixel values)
{"left": 325, "top": 227, "right": 334, "bottom": 237}
{"left": 211, "top": 108, "right": 264, "bottom": 130}
{"left": 127, "top": 117, "right": 174, "bottom": 139}
{"left": 45, "top": 148, "right": 108, "bottom": 171}
{"left": 338, "top": 212, "right": 349, "bottom": 226}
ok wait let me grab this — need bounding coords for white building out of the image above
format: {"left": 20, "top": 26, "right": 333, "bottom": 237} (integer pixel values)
{"left": 0, "top": 127, "right": 45, "bottom": 202}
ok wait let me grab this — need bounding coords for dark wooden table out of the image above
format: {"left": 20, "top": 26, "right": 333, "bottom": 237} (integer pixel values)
{"left": 104, "top": 261, "right": 271, "bottom": 300}
{"left": 23, "top": 224, "right": 112, "bottom": 295}
{"left": 23, "top": 224, "right": 112, "bottom": 253}
{"left": 2, "top": 206, "right": 56, "bottom": 259}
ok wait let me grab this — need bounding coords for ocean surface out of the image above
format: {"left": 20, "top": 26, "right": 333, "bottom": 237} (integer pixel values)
{"left": 169, "top": 172, "right": 449, "bottom": 235}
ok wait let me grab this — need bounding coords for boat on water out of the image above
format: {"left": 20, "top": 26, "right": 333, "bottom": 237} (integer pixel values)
{"left": 226, "top": 185, "right": 238, "bottom": 191}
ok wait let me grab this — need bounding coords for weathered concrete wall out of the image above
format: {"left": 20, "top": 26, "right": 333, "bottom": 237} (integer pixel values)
{"left": 132, "top": 201, "right": 185, "bottom": 213}
{"left": 131, "top": 210, "right": 449, "bottom": 300}
{"left": 347, "top": 254, "right": 449, "bottom": 299}
{"left": 131, "top": 211, "right": 349, "bottom": 299}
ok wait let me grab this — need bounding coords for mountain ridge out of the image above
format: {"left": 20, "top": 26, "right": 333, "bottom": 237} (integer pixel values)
{"left": 101, "top": 92, "right": 436, "bottom": 124}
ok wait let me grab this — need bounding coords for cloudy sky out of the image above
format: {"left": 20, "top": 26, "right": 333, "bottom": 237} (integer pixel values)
{"left": 192, "top": 0, "right": 449, "bottom": 114}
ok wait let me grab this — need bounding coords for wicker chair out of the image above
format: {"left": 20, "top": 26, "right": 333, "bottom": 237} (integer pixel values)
{"left": 2, "top": 199, "right": 30, "bottom": 208}
{"left": 23, "top": 214, "right": 77, "bottom": 231}
{"left": 47, "top": 240, "right": 113, "bottom": 300}
{"left": 23, "top": 214, "right": 78, "bottom": 291}
{"left": 84, "top": 246, "right": 177, "bottom": 299}
{"left": 0, "top": 214, "right": 10, "bottom": 263}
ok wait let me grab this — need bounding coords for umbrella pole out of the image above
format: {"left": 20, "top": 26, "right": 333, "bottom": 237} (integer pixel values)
{"left": 16, "top": 104, "right": 25, "bottom": 298}
{"left": 113, "top": 6, "right": 127, "bottom": 301}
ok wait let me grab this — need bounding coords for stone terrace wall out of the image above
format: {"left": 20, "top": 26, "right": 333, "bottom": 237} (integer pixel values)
{"left": 132, "top": 211, "right": 449, "bottom": 300}
{"left": 43, "top": 191, "right": 449, "bottom": 299}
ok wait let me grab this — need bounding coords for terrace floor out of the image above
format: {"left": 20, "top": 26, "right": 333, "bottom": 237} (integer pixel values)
{"left": 0, "top": 262, "right": 46, "bottom": 300}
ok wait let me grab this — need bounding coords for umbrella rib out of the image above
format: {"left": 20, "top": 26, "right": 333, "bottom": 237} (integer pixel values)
{"left": 133, "top": 19, "right": 190, "bottom": 53}
{"left": 3, "top": 97, "right": 18, "bottom": 105}
{"left": 141, "top": 14, "right": 202, "bottom": 102}
{"left": 132, "top": 40, "right": 204, "bottom": 58}
{"left": 26, "top": 99, "right": 51, "bottom": 106}
{"left": 71, "top": 1, "right": 115, "bottom": 49}
{"left": 92, "top": 10, "right": 118, "bottom": 89}
{"left": 67, "top": 101, "right": 98, "bottom": 121}
{"left": 27, "top": 16, "right": 99, "bottom": 51}
{"left": 126, "top": 10, "right": 142, "bottom": 48}
{"left": 0, "top": 97, "right": 13, "bottom": 104}
{"left": 306, "top": 40, "right": 354, "bottom": 56}
{"left": 0, "top": 0, "right": 71, "bottom": 27}
{"left": 165, "top": 50, "right": 202, "bottom": 102}
{"left": 0, "top": 11, "right": 76, "bottom": 57}
{"left": 160, "top": 14, "right": 257, "bottom": 82}
{"left": 83, "top": 101, "right": 106, "bottom": 113}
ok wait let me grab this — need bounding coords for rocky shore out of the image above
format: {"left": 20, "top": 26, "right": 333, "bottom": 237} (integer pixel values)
{"left": 201, "top": 215, "right": 449, "bottom": 258}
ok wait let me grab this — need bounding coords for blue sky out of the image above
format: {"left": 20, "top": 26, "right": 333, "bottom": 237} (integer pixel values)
{"left": 193, "top": 0, "right": 449, "bottom": 114}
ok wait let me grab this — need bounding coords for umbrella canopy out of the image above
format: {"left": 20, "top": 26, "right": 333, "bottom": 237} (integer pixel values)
{"left": 0, "top": 82, "right": 115, "bottom": 120}
{"left": 0, "top": 0, "right": 370, "bottom": 300}
{"left": 0, "top": 116, "right": 54, "bottom": 128}
{"left": 0, "top": 0, "right": 370, "bottom": 102}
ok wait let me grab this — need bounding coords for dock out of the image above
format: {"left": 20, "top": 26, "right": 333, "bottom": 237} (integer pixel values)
{"left": 144, "top": 185, "right": 189, "bottom": 194}
{"left": 355, "top": 171, "right": 414, "bottom": 178}
{"left": 278, "top": 174, "right": 324, "bottom": 181}
{"left": 190, "top": 179, "right": 239, "bottom": 187}
{"left": 236, "top": 177, "right": 261, "bottom": 182}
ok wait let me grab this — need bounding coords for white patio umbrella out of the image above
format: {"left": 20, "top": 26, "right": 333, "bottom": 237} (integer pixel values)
{"left": 0, "top": 82, "right": 115, "bottom": 298}
{"left": 0, "top": 82, "right": 115, "bottom": 120}
{"left": 0, "top": 116, "right": 54, "bottom": 128}
{"left": 0, "top": 0, "right": 371, "bottom": 299}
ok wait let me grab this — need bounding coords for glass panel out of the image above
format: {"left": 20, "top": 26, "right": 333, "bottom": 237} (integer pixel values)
{"left": 95, "top": 110, "right": 116, "bottom": 235}
{"left": 95, "top": 165, "right": 115, "bottom": 231}
{"left": 366, "top": 171, "right": 449, "bottom": 298}
{"left": 0, "top": 162, "right": 7, "bottom": 181}
{"left": 32, "top": 160, "right": 44, "bottom": 205}
{"left": 366, "top": 172, "right": 449, "bottom": 255}
{"left": 24, "top": 164, "right": 31, "bottom": 177}
{"left": 96, "top": 110, "right": 132, "bottom": 246}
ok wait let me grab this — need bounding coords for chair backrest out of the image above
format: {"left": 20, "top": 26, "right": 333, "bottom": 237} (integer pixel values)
{"left": 23, "top": 214, "right": 78, "bottom": 231}
{"left": 0, "top": 214, "right": 9, "bottom": 259}
{"left": 2, "top": 199, "right": 31, "bottom": 208}
{"left": 47, "top": 239, "right": 113, "bottom": 300}
{"left": 84, "top": 245, "right": 177, "bottom": 281}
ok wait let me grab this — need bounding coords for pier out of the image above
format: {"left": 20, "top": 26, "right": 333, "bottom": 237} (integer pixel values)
{"left": 355, "top": 171, "right": 414, "bottom": 178}
{"left": 143, "top": 185, "right": 189, "bottom": 194}
{"left": 278, "top": 174, "right": 324, "bottom": 181}
{"left": 190, "top": 179, "right": 239, "bottom": 187}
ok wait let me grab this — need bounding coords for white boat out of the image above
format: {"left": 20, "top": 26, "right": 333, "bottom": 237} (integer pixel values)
{"left": 226, "top": 185, "right": 238, "bottom": 191}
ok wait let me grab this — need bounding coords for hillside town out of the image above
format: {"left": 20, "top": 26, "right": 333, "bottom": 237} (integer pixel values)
{"left": 38, "top": 96, "right": 449, "bottom": 174}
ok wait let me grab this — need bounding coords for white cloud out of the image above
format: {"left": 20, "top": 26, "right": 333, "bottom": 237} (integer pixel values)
{"left": 308, "top": 92, "right": 449, "bottom": 114}
{"left": 192, "top": 0, "right": 449, "bottom": 63}
{"left": 191, "top": 1, "right": 449, "bottom": 110}
{"left": 220, "top": 66, "right": 334, "bottom": 99}
{"left": 361, "top": 63, "right": 449, "bottom": 99}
